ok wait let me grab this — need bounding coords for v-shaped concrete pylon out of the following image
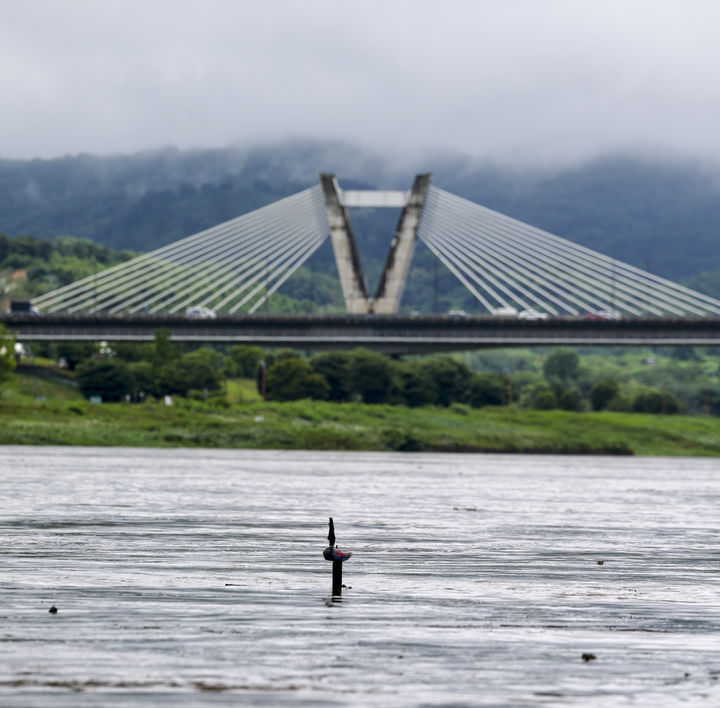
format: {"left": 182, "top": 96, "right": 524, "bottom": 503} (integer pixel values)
{"left": 373, "top": 174, "right": 432, "bottom": 314}
{"left": 319, "top": 173, "right": 432, "bottom": 314}
{"left": 319, "top": 173, "right": 371, "bottom": 314}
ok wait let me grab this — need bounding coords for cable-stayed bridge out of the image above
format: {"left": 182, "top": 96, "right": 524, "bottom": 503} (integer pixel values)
{"left": 7, "top": 173, "right": 720, "bottom": 352}
{"left": 32, "top": 173, "right": 720, "bottom": 318}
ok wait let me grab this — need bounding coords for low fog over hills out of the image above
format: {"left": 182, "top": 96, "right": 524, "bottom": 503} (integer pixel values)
{"left": 1, "top": 140, "right": 720, "bottom": 297}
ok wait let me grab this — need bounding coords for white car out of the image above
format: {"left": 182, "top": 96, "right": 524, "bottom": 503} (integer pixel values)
{"left": 491, "top": 306, "right": 519, "bottom": 317}
{"left": 185, "top": 306, "right": 217, "bottom": 319}
{"left": 517, "top": 309, "right": 549, "bottom": 320}
{"left": 595, "top": 310, "right": 621, "bottom": 320}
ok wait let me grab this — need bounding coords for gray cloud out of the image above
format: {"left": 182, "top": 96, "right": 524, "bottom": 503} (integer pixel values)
{"left": 2, "top": 0, "right": 720, "bottom": 165}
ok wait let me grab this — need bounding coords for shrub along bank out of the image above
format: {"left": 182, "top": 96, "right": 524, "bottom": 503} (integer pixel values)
{"left": 2, "top": 368, "right": 720, "bottom": 456}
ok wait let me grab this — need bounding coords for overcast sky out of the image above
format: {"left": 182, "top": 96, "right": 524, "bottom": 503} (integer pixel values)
{"left": 2, "top": 0, "right": 719, "bottom": 165}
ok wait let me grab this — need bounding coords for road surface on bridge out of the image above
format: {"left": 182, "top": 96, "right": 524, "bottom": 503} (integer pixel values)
{"left": 3, "top": 313, "right": 720, "bottom": 354}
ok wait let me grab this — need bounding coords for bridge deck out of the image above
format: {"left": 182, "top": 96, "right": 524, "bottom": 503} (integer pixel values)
{"left": 3, "top": 313, "right": 720, "bottom": 354}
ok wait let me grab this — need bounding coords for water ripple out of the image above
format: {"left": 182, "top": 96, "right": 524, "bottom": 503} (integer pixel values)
{"left": 0, "top": 446, "right": 718, "bottom": 706}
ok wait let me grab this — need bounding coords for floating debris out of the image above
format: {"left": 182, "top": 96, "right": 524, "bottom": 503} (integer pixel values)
{"left": 582, "top": 653, "right": 596, "bottom": 662}
{"left": 48, "top": 606, "right": 58, "bottom": 614}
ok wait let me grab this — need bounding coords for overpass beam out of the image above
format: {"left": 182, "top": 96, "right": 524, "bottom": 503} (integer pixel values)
{"left": 372, "top": 173, "right": 432, "bottom": 314}
{"left": 319, "top": 173, "right": 370, "bottom": 314}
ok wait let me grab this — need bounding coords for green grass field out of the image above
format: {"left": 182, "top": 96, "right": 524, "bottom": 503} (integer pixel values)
{"left": 2, "top": 368, "right": 720, "bottom": 455}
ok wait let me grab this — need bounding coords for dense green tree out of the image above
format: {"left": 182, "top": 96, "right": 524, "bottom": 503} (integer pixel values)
{"left": 310, "top": 351, "right": 353, "bottom": 402}
{"left": 158, "top": 349, "right": 223, "bottom": 397}
{"left": 557, "top": 388, "right": 584, "bottom": 411}
{"left": 467, "top": 373, "right": 508, "bottom": 407}
{"left": 395, "top": 361, "right": 437, "bottom": 407}
{"left": 590, "top": 378, "right": 620, "bottom": 411}
{"left": 54, "top": 235, "right": 126, "bottom": 264}
{"left": 127, "top": 361, "right": 158, "bottom": 398}
{"left": 607, "top": 393, "right": 632, "bottom": 412}
{"left": 6, "top": 234, "right": 52, "bottom": 261}
{"left": 3, "top": 253, "right": 31, "bottom": 269}
{"left": 270, "top": 349, "right": 301, "bottom": 364}
{"left": 184, "top": 346, "right": 223, "bottom": 373}
{"left": 530, "top": 385, "right": 558, "bottom": 410}
{"left": 417, "top": 356, "right": 472, "bottom": 407}
{"left": 265, "top": 358, "right": 329, "bottom": 401}
{"left": 632, "top": 390, "right": 680, "bottom": 414}
{"left": 157, "top": 361, "right": 198, "bottom": 397}
{"left": 76, "top": 359, "right": 133, "bottom": 402}
{"left": 350, "top": 349, "right": 396, "bottom": 404}
{"left": 543, "top": 348, "right": 580, "bottom": 388}
{"left": 226, "top": 345, "right": 263, "bottom": 378}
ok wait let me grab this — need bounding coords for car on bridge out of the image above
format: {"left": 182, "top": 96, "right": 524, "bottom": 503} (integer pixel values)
{"left": 9, "top": 300, "right": 39, "bottom": 315}
{"left": 585, "top": 310, "right": 621, "bottom": 320}
{"left": 491, "top": 307, "right": 519, "bottom": 317}
{"left": 517, "top": 309, "right": 549, "bottom": 320}
{"left": 185, "top": 306, "right": 217, "bottom": 319}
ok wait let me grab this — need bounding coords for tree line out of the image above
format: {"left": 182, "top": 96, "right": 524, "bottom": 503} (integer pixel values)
{"left": 30, "top": 332, "right": 696, "bottom": 415}
{"left": 261, "top": 346, "right": 683, "bottom": 413}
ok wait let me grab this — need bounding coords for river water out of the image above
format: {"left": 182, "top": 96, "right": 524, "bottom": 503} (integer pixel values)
{"left": 1, "top": 447, "right": 718, "bottom": 706}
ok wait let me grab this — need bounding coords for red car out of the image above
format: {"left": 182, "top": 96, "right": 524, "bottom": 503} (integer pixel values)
{"left": 584, "top": 310, "right": 621, "bottom": 320}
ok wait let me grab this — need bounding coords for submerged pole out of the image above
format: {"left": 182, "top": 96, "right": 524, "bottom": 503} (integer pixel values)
{"left": 323, "top": 517, "right": 352, "bottom": 596}
{"left": 329, "top": 518, "right": 341, "bottom": 595}
{"left": 332, "top": 558, "right": 342, "bottom": 596}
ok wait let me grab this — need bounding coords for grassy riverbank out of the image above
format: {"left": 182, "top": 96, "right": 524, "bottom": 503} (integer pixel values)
{"left": 2, "top": 368, "right": 720, "bottom": 456}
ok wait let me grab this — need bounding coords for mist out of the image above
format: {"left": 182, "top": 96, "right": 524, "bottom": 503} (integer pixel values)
{"left": 2, "top": 1, "right": 720, "bottom": 166}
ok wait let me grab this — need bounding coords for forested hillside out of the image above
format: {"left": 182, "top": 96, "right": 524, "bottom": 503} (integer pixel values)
{"left": 2, "top": 141, "right": 720, "bottom": 303}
